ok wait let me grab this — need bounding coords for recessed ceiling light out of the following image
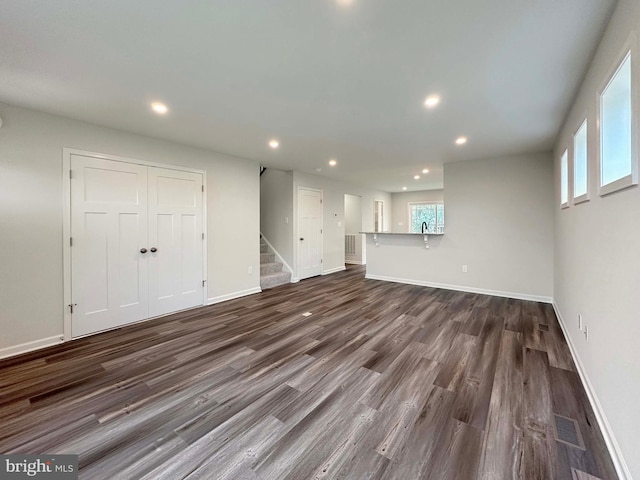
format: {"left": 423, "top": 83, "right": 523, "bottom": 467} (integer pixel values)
{"left": 336, "top": 0, "right": 354, "bottom": 6}
{"left": 422, "top": 168, "right": 430, "bottom": 174}
{"left": 269, "top": 139, "right": 280, "bottom": 149}
{"left": 402, "top": 186, "right": 407, "bottom": 191}
{"left": 329, "top": 159, "right": 337, "bottom": 166}
{"left": 414, "top": 175, "right": 420, "bottom": 180}
{"left": 455, "top": 136, "right": 468, "bottom": 145}
{"left": 315, "top": 168, "right": 322, "bottom": 172}
{"left": 151, "top": 102, "right": 168, "bottom": 115}
{"left": 424, "top": 95, "right": 440, "bottom": 108}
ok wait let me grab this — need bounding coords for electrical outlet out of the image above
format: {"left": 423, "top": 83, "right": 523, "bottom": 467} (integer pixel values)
{"left": 584, "top": 324, "right": 589, "bottom": 342}
{"left": 578, "top": 314, "right": 583, "bottom": 331}
{"left": 248, "top": 266, "right": 253, "bottom": 275}
{"left": 462, "top": 265, "right": 468, "bottom": 273}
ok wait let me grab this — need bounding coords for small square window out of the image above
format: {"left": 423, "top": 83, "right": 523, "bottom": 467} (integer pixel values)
{"left": 560, "top": 149, "right": 569, "bottom": 208}
{"left": 598, "top": 42, "right": 637, "bottom": 196}
{"left": 573, "top": 119, "right": 589, "bottom": 203}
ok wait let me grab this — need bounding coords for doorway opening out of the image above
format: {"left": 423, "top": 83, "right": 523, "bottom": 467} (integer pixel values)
{"left": 344, "top": 194, "right": 365, "bottom": 266}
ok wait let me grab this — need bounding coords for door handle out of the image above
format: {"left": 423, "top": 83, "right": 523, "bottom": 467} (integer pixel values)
{"left": 300, "top": 238, "right": 304, "bottom": 241}
{"left": 140, "top": 248, "right": 148, "bottom": 254}
{"left": 150, "top": 247, "right": 157, "bottom": 253}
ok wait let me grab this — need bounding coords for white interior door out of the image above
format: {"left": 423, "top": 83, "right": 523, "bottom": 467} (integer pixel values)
{"left": 298, "top": 188, "right": 323, "bottom": 280}
{"left": 70, "top": 155, "right": 149, "bottom": 337}
{"left": 148, "top": 167, "right": 204, "bottom": 317}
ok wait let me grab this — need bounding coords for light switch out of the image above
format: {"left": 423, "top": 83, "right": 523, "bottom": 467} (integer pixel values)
{"left": 337, "top": 221, "right": 343, "bottom": 227}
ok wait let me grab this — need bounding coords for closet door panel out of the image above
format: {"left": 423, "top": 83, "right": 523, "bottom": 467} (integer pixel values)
{"left": 148, "top": 167, "right": 204, "bottom": 317}
{"left": 70, "top": 155, "right": 149, "bottom": 337}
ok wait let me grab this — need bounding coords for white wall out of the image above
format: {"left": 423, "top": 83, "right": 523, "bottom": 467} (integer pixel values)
{"left": 367, "top": 153, "right": 554, "bottom": 301}
{"left": 0, "top": 102, "right": 260, "bottom": 354}
{"left": 391, "top": 189, "right": 444, "bottom": 233}
{"left": 554, "top": 0, "right": 639, "bottom": 477}
{"left": 260, "top": 168, "right": 294, "bottom": 269}
{"left": 292, "top": 172, "right": 391, "bottom": 277}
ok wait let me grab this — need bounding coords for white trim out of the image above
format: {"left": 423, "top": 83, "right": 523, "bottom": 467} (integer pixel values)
{"left": 207, "top": 287, "right": 262, "bottom": 305}
{"left": 599, "top": 174, "right": 636, "bottom": 197}
{"left": 365, "top": 274, "right": 552, "bottom": 303}
{"left": 552, "top": 303, "right": 632, "bottom": 480}
{"left": 62, "top": 147, "right": 208, "bottom": 174}
{"left": 62, "top": 150, "right": 72, "bottom": 341}
{"left": 322, "top": 266, "right": 346, "bottom": 275}
{"left": 260, "top": 233, "right": 293, "bottom": 277}
{"left": 62, "top": 147, "right": 208, "bottom": 341}
{"left": 345, "top": 260, "right": 364, "bottom": 265}
{"left": 0, "top": 336, "right": 64, "bottom": 360}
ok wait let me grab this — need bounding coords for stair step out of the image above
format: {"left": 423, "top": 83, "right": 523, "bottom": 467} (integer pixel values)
{"left": 260, "top": 271, "right": 291, "bottom": 290}
{"left": 260, "top": 243, "right": 268, "bottom": 253}
{"left": 260, "top": 262, "right": 283, "bottom": 275}
{"left": 260, "top": 253, "right": 275, "bottom": 264}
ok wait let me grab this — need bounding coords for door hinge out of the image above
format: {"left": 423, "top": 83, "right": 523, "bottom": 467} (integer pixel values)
{"left": 320, "top": 229, "right": 323, "bottom": 234}
{"left": 201, "top": 185, "right": 204, "bottom": 192}
{"left": 321, "top": 258, "right": 323, "bottom": 263}
{"left": 69, "top": 170, "right": 72, "bottom": 179}
{"left": 70, "top": 237, "right": 73, "bottom": 247}
{"left": 68, "top": 303, "right": 77, "bottom": 314}
{"left": 320, "top": 199, "right": 322, "bottom": 204}
{"left": 202, "top": 233, "right": 205, "bottom": 240}
{"left": 202, "top": 280, "right": 207, "bottom": 287}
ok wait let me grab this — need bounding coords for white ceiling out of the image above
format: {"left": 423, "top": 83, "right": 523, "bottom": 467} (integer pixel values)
{"left": 0, "top": 0, "right": 615, "bottom": 192}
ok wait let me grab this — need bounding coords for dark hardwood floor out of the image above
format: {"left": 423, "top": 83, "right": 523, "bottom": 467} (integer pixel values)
{"left": 0, "top": 266, "right": 617, "bottom": 479}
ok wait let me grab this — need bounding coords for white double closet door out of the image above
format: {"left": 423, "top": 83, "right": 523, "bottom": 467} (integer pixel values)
{"left": 70, "top": 155, "right": 204, "bottom": 338}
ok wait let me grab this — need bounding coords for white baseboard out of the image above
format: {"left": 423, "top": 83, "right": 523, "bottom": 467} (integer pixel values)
{"left": 323, "top": 266, "right": 346, "bottom": 275}
{"left": 345, "top": 260, "right": 363, "bottom": 265}
{"left": 364, "top": 274, "right": 553, "bottom": 303}
{"left": 260, "top": 233, "right": 294, "bottom": 277}
{"left": 207, "top": 287, "right": 262, "bottom": 305}
{"left": 0, "top": 335, "right": 64, "bottom": 360}
{"left": 552, "top": 303, "right": 631, "bottom": 480}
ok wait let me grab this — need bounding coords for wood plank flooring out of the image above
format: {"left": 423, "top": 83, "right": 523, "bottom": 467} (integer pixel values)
{"left": 0, "top": 266, "right": 617, "bottom": 479}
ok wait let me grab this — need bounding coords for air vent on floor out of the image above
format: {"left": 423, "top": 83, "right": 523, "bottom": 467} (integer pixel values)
{"left": 537, "top": 323, "right": 550, "bottom": 331}
{"left": 553, "top": 414, "right": 585, "bottom": 450}
{"left": 571, "top": 468, "right": 605, "bottom": 480}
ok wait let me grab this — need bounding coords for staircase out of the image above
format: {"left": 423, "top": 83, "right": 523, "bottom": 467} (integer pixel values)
{"left": 260, "top": 238, "right": 291, "bottom": 289}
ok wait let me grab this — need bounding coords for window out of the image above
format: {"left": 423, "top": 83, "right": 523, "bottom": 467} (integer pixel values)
{"left": 560, "top": 149, "right": 569, "bottom": 207}
{"left": 409, "top": 203, "right": 444, "bottom": 233}
{"left": 374, "top": 200, "right": 384, "bottom": 232}
{"left": 599, "top": 47, "right": 637, "bottom": 195}
{"left": 573, "top": 119, "right": 588, "bottom": 202}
